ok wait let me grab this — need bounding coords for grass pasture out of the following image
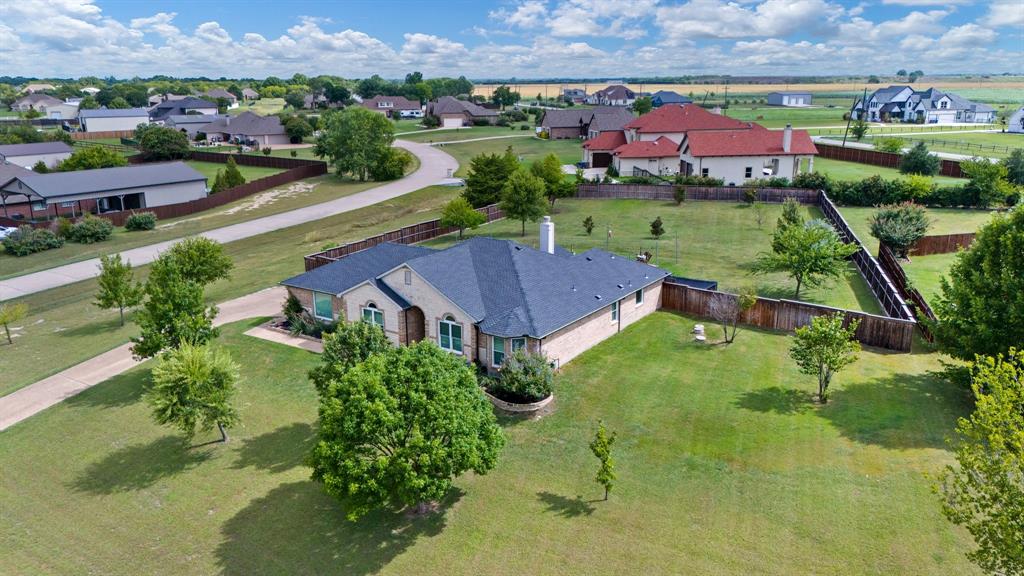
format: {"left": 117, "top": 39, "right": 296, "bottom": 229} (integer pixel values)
{"left": 184, "top": 160, "right": 284, "bottom": 182}
{"left": 228, "top": 98, "right": 288, "bottom": 116}
{"left": 440, "top": 137, "right": 583, "bottom": 177}
{"left": 424, "top": 198, "right": 882, "bottom": 314}
{"left": 866, "top": 131, "right": 1024, "bottom": 159}
{"left": 0, "top": 313, "right": 978, "bottom": 575}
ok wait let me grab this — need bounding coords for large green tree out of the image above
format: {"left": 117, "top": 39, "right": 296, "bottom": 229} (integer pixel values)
{"left": 530, "top": 153, "right": 575, "bottom": 208}
{"left": 310, "top": 341, "right": 505, "bottom": 519}
{"left": 500, "top": 169, "right": 548, "bottom": 237}
{"left": 869, "top": 202, "right": 932, "bottom": 258}
{"left": 933, "top": 207, "right": 1024, "bottom": 361}
{"left": 790, "top": 313, "right": 860, "bottom": 403}
{"left": 314, "top": 107, "right": 396, "bottom": 181}
{"left": 753, "top": 220, "right": 859, "bottom": 298}
{"left": 939, "top": 350, "right": 1024, "bottom": 575}
{"left": 308, "top": 321, "right": 392, "bottom": 397}
{"left": 463, "top": 147, "right": 519, "bottom": 207}
{"left": 633, "top": 96, "right": 653, "bottom": 115}
{"left": 139, "top": 126, "right": 191, "bottom": 161}
{"left": 1002, "top": 148, "right": 1024, "bottom": 186}
{"left": 147, "top": 342, "right": 240, "bottom": 443}
{"left": 94, "top": 254, "right": 143, "bottom": 326}
{"left": 961, "top": 157, "right": 1015, "bottom": 208}
{"left": 57, "top": 147, "right": 128, "bottom": 171}
{"left": 440, "top": 197, "right": 486, "bottom": 239}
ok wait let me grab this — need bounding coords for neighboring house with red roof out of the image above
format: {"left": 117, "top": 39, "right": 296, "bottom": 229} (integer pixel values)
{"left": 612, "top": 136, "right": 680, "bottom": 176}
{"left": 582, "top": 130, "right": 627, "bottom": 168}
{"left": 622, "top": 104, "right": 751, "bottom": 144}
{"left": 679, "top": 125, "right": 818, "bottom": 184}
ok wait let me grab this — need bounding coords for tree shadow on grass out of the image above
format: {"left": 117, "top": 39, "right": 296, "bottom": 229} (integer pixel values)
{"left": 57, "top": 317, "right": 129, "bottom": 339}
{"left": 819, "top": 372, "right": 972, "bottom": 451}
{"left": 536, "top": 491, "right": 597, "bottom": 518}
{"left": 63, "top": 369, "right": 148, "bottom": 410}
{"left": 69, "top": 435, "right": 211, "bottom": 494}
{"left": 215, "top": 481, "right": 460, "bottom": 576}
{"left": 734, "top": 386, "right": 814, "bottom": 415}
{"left": 231, "top": 422, "right": 314, "bottom": 474}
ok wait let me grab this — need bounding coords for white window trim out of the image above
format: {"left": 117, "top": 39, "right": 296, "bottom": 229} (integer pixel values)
{"left": 611, "top": 300, "right": 619, "bottom": 323}
{"left": 634, "top": 289, "right": 644, "bottom": 307}
{"left": 312, "top": 291, "right": 334, "bottom": 321}
{"left": 492, "top": 335, "right": 505, "bottom": 368}
{"left": 439, "top": 317, "right": 463, "bottom": 355}
{"left": 511, "top": 337, "right": 526, "bottom": 352}
{"left": 361, "top": 305, "right": 384, "bottom": 329}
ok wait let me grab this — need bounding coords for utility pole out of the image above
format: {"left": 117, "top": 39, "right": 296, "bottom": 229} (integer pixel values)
{"left": 842, "top": 87, "right": 867, "bottom": 147}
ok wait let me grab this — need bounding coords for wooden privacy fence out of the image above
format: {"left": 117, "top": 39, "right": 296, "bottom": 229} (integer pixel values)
{"left": 304, "top": 204, "right": 505, "bottom": 271}
{"left": 576, "top": 183, "right": 821, "bottom": 204}
{"left": 95, "top": 153, "right": 327, "bottom": 226}
{"left": 910, "top": 232, "right": 976, "bottom": 256}
{"left": 877, "top": 243, "right": 936, "bottom": 341}
{"left": 814, "top": 142, "right": 964, "bottom": 178}
{"left": 818, "top": 192, "right": 914, "bottom": 320}
{"left": 661, "top": 281, "right": 916, "bottom": 352}
{"left": 71, "top": 130, "right": 136, "bottom": 140}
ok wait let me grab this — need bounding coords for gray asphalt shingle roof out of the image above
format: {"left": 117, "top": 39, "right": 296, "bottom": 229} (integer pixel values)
{"left": 429, "top": 96, "right": 498, "bottom": 117}
{"left": 199, "top": 112, "right": 286, "bottom": 136}
{"left": 0, "top": 141, "right": 73, "bottom": 157}
{"left": 0, "top": 162, "right": 206, "bottom": 200}
{"left": 283, "top": 237, "right": 669, "bottom": 339}
{"left": 79, "top": 107, "right": 149, "bottom": 118}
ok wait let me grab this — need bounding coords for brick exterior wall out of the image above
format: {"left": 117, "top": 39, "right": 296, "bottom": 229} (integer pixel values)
{"left": 344, "top": 283, "right": 404, "bottom": 345}
{"left": 286, "top": 287, "right": 344, "bottom": 324}
{"left": 547, "top": 126, "right": 583, "bottom": 140}
{"left": 380, "top": 266, "right": 477, "bottom": 361}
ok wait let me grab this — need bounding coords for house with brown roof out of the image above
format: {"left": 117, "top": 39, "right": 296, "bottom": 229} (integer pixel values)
{"left": 679, "top": 124, "right": 818, "bottom": 184}
{"left": 204, "top": 88, "right": 238, "bottom": 105}
{"left": 197, "top": 112, "right": 290, "bottom": 147}
{"left": 586, "top": 85, "right": 636, "bottom": 107}
{"left": 427, "top": 96, "right": 499, "bottom": 127}
{"left": 241, "top": 88, "right": 260, "bottom": 101}
{"left": 540, "top": 107, "right": 633, "bottom": 140}
{"left": 362, "top": 96, "right": 422, "bottom": 118}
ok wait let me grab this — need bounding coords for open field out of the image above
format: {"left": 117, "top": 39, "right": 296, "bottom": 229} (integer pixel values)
{"left": 837, "top": 206, "right": 994, "bottom": 253}
{"left": 812, "top": 157, "right": 965, "bottom": 186}
{"left": 229, "top": 98, "right": 288, "bottom": 116}
{"left": 724, "top": 105, "right": 846, "bottom": 128}
{"left": 441, "top": 137, "right": 583, "bottom": 177}
{"left": 0, "top": 312, "right": 977, "bottom": 574}
{"left": 0, "top": 185, "right": 459, "bottom": 396}
{"left": 864, "top": 131, "right": 1024, "bottom": 160}
{"left": 474, "top": 80, "right": 1024, "bottom": 100}
{"left": 399, "top": 125, "right": 534, "bottom": 143}
{"left": 423, "top": 198, "right": 882, "bottom": 314}
{"left": 184, "top": 160, "right": 283, "bottom": 182}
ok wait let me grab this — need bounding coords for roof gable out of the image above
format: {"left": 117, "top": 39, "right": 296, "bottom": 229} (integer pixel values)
{"left": 624, "top": 104, "right": 751, "bottom": 133}
{"left": 613, "top": 136, "right": 680, "bottom": 158}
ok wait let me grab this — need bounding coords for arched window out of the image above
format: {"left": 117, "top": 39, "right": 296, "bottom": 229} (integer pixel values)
{"left": 439, "top": 315, "right": 462, "bottom": 354}
{"left": 361, "top": 302, "right": 384, "bottom": 329}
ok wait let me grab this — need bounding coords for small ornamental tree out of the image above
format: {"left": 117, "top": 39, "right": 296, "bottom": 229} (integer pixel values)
{"left": 590, "top": 420, "right": 617, "bottom": 501}
{"left": 222, "top": 156, "right": 246, "bottom": 189}
{"left": 900, "top": 141, "right": 940, "bottom": 176}
{"left": 94, "top": 254, "right": 143, "bottom": 326}
{"left": 777, "top": 197, "right": 804, "bottom": 230}
{"left": 650, "top": 216, "right": 665, "bottom": 239}
{"left": 583, "top": 215, "right": 595, "bottom": 235}
{"left": 938, "top": 350, "right": 1024, "bottom": 576}
{"left": 850, "top": 116, "right": 869, "bottom": 141}
{"left": 633, "top": 96, "right": 653, "bottom": 115}
{"left": 933, "top": 207, "right": 1024, "bottom": 361}
{"left": 754, "top": 220, "right": 859, "bottom": 298}
{"left": 163, "top": 237, "right": 234, "bottom": 286}
{"left": 869, "top": 202, "right": 932, "bottom": 258}
{"left": 147, "top": 342, "right": 240, "bottom": 443}
{"left": 789, "top": 313, "right": 860, "bottom": 403}
{"left": 0, "top": 302, "right": 28, "bottom": 345}
{"left": 500, "top": 169, "right": 548, "bottom": 237}
{"left": 31, "top": 160, "right": 48, "bottom": 173}
{"left": 708, "top": 287, "right": 758, "bottom": 344}
{"left": 308, "top": 320, "right": 392, "bottom": 396}
{"left": 310, "top": 342, "right": 505, "bottom": 519}
{"left": 752, "top": 201, "right": 768, "bottom": 228}
{"left": 440, "top": 197, "right": 486, "bottom": 239}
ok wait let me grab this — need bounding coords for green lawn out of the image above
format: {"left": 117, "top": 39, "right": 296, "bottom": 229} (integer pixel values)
{"left": 398, "top": 124, "right": 534, "bottom": 143}
{"left": 837, "top": 206, "right": 994, "bottom": 253}
{"left": 903, "top": 252, "right": 958, "bottom": 306}
{"left": 423, "top": 199, "right": 882, "bottom": 314}
{"left": 726, "top": 105, "right": 847, "bottom": 128}
{"left": 228, "top": 98, "right": 288, "bottom": 116}
{"left": 865, "top": 132, "right": 1023, "bottom": 159}
{"left": 0, "top": 313, "right": 978, "bottom": 574}
{"left": 0, "top": 185, "right": 459, "bottom": 396}
{"left": 812, "top": 157, "right": 965, "bottom": 186}
{"left": 0, "top": 174, "right": 384, "bottom": 280}
{"left": 441, "top": 137, "right": 583, "bottom": 177}
{"left": 184, "top": 160, "right": 283, "bottom": 182}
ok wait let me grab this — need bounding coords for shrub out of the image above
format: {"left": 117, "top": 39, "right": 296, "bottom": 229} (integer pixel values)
{"left": 471, "top": 118, "right": 492, "bottom": 127}
{"left": 900, "top": 141, "right": 940, "bottom": 176}
{"left": 262, "top": 147, "right": 272, "bottom": 156}
{"left": 369, "top": 148, "right": 413, "bottom": 181}
{"left": 489, "top": 350, "right": 553, "bottom": 403}
{"left": 68, "top": 215, "right": 114, "bottom": 244}
{"left": 792, "top": 171, "right": 832, "bottom": 191}
{"left": 874, "top": 137, "right": 905, "bottom": 154}
{"left": 674, "top": 174, "right": 725, "bottom": 186}
{"left": 961, "top": 157, "right": 1015, "bottom": 208}
{"left": 743, "top": 188, "right": 758, "bottom": 204}
{"left": 520, "top": 124, "right": 530, "bottom": 130}
{"left": 54, "top": 217, "right": 73, "bottom": 239}
{"left": 606, "top": 164, "right": 619, "bottom": 177}
{"left": 125, "top": 212, "right": 157, "bottom": 231}
{"left": 869, "top": 202, "right": 932, "bottom": 258}
{"left": 290, "top": 150, "right": 298, "bottom": 158}
{"left": 2, "top": 225, "right": 64, "bottom": 256}
{"left": 422, "top": 115, "right": 440, "bottom": 128}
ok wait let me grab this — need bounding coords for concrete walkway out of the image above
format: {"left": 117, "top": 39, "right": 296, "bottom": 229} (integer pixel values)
{"left": 0, "top": 286, "right": 286, "bottom": 431}
{"left": 0, "top": 140, "right": 458, "bottom": 301}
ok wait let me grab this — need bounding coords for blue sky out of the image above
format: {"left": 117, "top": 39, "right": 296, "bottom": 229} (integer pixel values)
{"left": 1, "top": 0, "right": 1021, "bottom": 78}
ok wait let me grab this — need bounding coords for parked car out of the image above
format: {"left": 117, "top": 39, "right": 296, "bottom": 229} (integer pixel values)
{"left": 0, "top": 226, "right": 18, "bottom": 239}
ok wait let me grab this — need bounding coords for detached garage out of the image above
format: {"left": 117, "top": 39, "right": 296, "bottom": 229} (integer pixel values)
{"left": 767, "top": 92, "right": 813, "bottom": 107}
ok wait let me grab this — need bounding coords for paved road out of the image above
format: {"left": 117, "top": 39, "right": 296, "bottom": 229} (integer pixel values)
{"left": 0, "top": 286, "right": 286, "bottom": 431}
{"left": 0, "top": 140, "right": 458, "bottom": 301}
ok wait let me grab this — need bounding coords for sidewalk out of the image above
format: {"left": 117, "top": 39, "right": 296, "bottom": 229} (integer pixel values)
{"left": 0, "top": 141, "right": 458, "bottom": 301}
{"left": 0, "top": 286, "right": 286, "bottom": 431}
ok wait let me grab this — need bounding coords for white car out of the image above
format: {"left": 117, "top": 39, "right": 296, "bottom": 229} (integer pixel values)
{"left": 0, "top": 226, "right": 18, "bottom": 240}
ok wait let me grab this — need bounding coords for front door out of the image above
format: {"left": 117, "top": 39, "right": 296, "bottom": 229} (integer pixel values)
{"left": 405, "top": 306, "right": 426, "bottom": 344}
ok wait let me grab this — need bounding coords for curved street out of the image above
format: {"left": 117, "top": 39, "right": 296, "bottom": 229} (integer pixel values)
{"left": 0, "top": 140, "right": 458, "bottom": 301}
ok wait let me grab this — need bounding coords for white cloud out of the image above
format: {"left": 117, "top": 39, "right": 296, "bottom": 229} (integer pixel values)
{"left": 657, "top": 0, "right": 842, "bottom": 40}
{"left": 489, "top": 1, "right": 548, "bottom": 28}
{"left": 881, "top": 0, "right": 971, "bottom": 4}
{"left": 982, "top": 0, "right": 1024, "bottom": 27}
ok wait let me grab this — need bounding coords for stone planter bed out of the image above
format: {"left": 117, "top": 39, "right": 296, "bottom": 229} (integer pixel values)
{"left": 483, "top": 389, "right": 554, "bottom": 414}
{"left": 263, "top": 317, "right": 325, "bottom": 344}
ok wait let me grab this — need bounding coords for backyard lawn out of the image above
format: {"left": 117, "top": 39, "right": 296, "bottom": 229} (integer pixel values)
{"left": 864, "top": 131, "right": 1023, "bottom": 160}
{"left": 184, "top": 160, "right": 283, "bottom": 182}
{"left": 837, "top": 205, "right": 994, "bottom": 253}
{"left": 903, "top": 252, "right": 958, "bottom": 307}
{"left": 441, "top": 137, "right": 584, "bottom": 177}
{"left": 812, "top": 157, "right": 965, "bottom": 186}
{"left": 0, "top": 185, "right": 460, "bottom": 396}
{"left": 228, "top": 98, "right": 288, "bottom": 116}
{"left": 399, "top": 125, "right": 534, "bottom": 143}
{"left": 0, "top": 313, "right": 978, "bottom": 574}
{"left": 423, "top": 198, "right": 882, "bottom": 314}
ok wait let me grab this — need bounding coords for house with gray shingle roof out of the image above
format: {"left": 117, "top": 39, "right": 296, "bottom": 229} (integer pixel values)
{"left": 853, "top": 85, "right": 995, "bottom": 124}
{"left": 427, "top": 96, "right": 499, "bottom": 128}
{"left": 281, "top": 220, "right": 670, "bottom": 369}
{"left": 197, "top": 112, "right": 290, "bottom": 146}
{"left": 541, "top": 107, "right": 634, "bottom": 140}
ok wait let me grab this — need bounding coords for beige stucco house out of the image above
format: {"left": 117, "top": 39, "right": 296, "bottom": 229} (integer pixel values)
{"left": 281, "top": 219, "right": 669, "bottom": 370}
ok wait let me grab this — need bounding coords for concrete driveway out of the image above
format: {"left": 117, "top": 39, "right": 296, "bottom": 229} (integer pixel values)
{"left": 0, "top": 140, "right": 458, "bottom": 301}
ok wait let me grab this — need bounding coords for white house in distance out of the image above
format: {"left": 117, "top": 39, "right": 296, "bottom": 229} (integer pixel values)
{"left": 586, "top": 85, "right": 637, "bottom": 107}
{"left": 0, "top": 142, "right": 73, "bottom": 169}
{"left": 10, "top": 94, "right": 79, "bottom": 119}
{"left": 679, "top": 124, "right": 818, "bottom": 184}
{"left": 1007, "top": 105, "right": 1024, "bottom": 134}
{"left": 853, "top": 86, "right": 995, "bottom": 124}
{"left": 78, "top": 108, "right": 150, "bottom": 132}
{"left": 767, "top": 92, "right": 812, "bottom": 107}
